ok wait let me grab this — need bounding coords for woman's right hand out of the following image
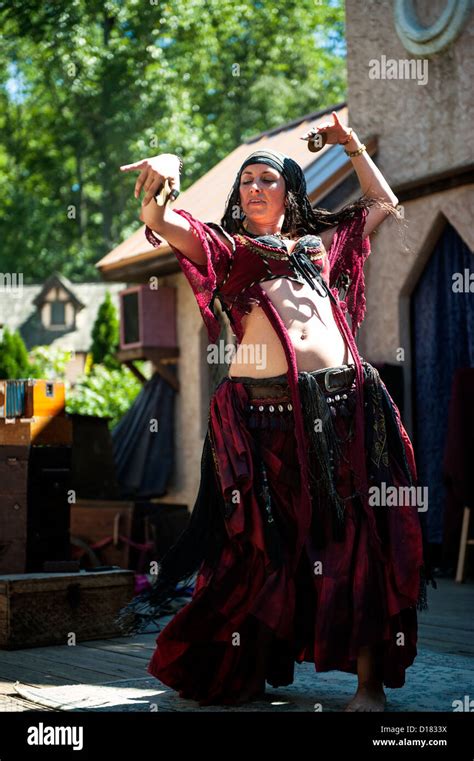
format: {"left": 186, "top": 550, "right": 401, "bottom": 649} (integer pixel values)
{"left": 119, "top": 153, "right": 181, "bottom": 207}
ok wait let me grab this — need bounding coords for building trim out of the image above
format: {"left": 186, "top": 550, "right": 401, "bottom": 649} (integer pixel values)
{"left": 394, "top": 164, "right": 474, "bottom": 203}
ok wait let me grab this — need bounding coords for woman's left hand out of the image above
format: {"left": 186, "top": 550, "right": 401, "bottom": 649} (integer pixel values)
{"left": 300, "top": 110, "right": 351, "bottom": 145}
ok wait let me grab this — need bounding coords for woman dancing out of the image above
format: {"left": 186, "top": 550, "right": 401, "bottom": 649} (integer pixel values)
{"left": 118, "top": 111, "right": 434, "bottom": 710}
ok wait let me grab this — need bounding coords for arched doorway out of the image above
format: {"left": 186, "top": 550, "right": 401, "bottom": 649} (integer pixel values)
{"left": 410, "top": 221, "right": 474, "bottom": 561}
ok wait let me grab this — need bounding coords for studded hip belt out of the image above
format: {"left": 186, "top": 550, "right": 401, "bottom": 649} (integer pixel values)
{"left": 230, "top": 364, "right": 356, "bottom": 396}
{"left": 246, "top": 395, "right": 294, "bottom": 430}
{"left": 229, "top": 364, "right": 357, "bottom": 429}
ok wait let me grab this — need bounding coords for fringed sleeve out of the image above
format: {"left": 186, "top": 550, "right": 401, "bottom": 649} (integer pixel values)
{"left": 145, "top": 209, "right": 234, "bottom": 344}
{"left": 328, "top": 207, "right": 371, "bottom": 336}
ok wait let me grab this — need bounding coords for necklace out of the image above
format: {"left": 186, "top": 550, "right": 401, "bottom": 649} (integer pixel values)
{"left": 241, "top": 224, "right": 290, "bottom": 240}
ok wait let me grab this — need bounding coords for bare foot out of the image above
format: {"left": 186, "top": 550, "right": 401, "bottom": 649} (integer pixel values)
{"left": 239, "top": 684, "right": 267, "bottom": 704}
{"left": 344, "top": 683, "right": 386, "bottom": 712}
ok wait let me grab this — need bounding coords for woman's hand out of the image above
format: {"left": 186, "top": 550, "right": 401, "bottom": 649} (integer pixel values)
{"left": 119, "top": 153, "right": 181, "bottom": 206}
{"left": 300, "top": 111, "right": 352, "bottom": 146}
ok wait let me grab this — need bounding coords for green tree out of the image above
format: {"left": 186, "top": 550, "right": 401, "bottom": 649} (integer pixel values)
{"left": 0, "top": 0, "right": 346, "bottom": 280}
{"left": 90, "top": 290, "right": 120, "bottom": 369}
{"left": 0, "top": 327, "right": 32, "bottom": 379}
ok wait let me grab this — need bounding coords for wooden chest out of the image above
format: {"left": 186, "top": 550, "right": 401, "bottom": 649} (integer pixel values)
{"left": 0, "top": 379, "right": 71, "bottom": 446}
{"left": 0, "top": 570, "right": 135, "bottom": 649}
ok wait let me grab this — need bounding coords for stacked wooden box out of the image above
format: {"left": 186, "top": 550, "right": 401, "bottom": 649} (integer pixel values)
{"left": 0, "top": 380, "right": 72, "bottom": 574}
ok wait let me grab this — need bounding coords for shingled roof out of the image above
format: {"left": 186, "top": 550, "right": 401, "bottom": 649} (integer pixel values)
{"left": 0, "top": 273, "right": 126, "bottom": 353}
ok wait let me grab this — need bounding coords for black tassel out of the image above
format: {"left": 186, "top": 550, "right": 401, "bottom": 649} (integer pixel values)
{"left": 253, "top": 433, "right": 285, "bottom": 570}
{"left": 289, "top": 248, "right": 328, "bottom": 296}
{"left": 299, "top": 372, "right": 346, "bottom": 536}
{"left": 416, "top": 568, "right": 428, "bottom": 612}
{"left": 416, "top": 565, "right": 437, "bottom": 611}
{"left": 362, "top": 361, "right": 438, "bottom": 610}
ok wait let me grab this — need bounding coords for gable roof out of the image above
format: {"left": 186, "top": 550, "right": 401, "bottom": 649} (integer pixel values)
{"left": 32, "top": 271, "right": 85, "bottom": 310}
{"left": 0, "top": 281, "right": 127, "bottom": 353}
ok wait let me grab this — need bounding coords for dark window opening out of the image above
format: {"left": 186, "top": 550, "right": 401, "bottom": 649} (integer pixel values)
{"left": 51, "top": 300, "right": 66, "bottom": 326}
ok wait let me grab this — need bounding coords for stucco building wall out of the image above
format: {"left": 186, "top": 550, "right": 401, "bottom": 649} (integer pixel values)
{"left": 152, "top": 272, "right": 205, "bottom": 508}
{"left": 346, "top": 0, "right": 473, "bottom": 434}
{"left": 345, "top": 0, "right": 472, "bottom": 185}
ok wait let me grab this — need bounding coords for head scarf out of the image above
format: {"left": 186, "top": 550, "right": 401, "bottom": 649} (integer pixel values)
{"left": 237, "top": 149, "right": 307, "bottom": 196}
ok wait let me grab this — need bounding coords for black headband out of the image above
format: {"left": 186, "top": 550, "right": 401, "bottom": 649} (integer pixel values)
{"left": 238, "top": 149, "right": 307, "bottom": 195}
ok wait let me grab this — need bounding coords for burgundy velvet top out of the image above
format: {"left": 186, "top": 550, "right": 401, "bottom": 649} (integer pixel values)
{"left": 144, "top": 210, "right": 393, "bottom": 564}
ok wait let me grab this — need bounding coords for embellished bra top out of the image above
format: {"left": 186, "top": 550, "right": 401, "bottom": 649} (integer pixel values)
{"left": 242, "top": 232, "right": 324, "bottom": 252}
{"left": 207, "top": 226, "right": 334, "bottom": 320}
{"left": 144, "top": 207, "right": 369, "bottom": 345}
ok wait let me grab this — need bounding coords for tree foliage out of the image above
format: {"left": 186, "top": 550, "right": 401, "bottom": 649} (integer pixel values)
{"left": 90, "top": 290, "right": 120, "bottom": 369}
{"left": 0, "top": 0, "right": 346, "bottom": 281}
{"left": 0, "top": 327, "right": 32, "bottom": 379}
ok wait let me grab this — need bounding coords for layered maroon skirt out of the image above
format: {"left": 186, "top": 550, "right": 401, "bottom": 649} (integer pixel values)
{"left": 147, "top": 366, "right": 424, "bottom": 706}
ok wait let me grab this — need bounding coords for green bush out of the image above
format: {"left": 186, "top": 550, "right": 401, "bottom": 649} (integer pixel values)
{"left": 0, "top": 327, "right": 33, "bottom": 379}
{"left": 28, "top": 344, "right": 74, "bottom": 381}
{"left": 66, "top": 363, "right": 143, "bottom": 429}
{"left": 90, "top": 291, "right": 120, "bottom": 370}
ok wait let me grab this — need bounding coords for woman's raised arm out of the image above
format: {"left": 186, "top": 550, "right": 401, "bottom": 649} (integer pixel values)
{"left": 301, "top": 112, "right": 399, "bottom": 246}
{"left": 120, "top": 152, "right": 231, "bottom": 264}
{"left": 139, "top": 198, "right": 209, "bottom": 265}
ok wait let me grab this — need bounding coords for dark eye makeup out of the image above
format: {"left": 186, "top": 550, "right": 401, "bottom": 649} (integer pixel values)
{"left": 241, "top": 178, "right": 275, "bottom": 185}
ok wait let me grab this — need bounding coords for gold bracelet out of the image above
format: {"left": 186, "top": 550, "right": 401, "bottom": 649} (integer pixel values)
{"left": 345, "top": 144, "right": 366, "bottom": 158}
{"left": 339, "top": 128, "right": 353, "bottom": 146}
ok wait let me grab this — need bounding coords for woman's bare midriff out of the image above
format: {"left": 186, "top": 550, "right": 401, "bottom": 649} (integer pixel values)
{"left": 228, "top": 277, "right": 354, "bottom": 379}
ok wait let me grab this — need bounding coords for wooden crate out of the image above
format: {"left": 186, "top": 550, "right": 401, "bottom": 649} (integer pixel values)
{"left": 70, "top": 500, "right": 190, "bottom": 571}
{"left": 0, "top": 446, "right": 29, "bottom": 573}
{"left": 70, "top": 500, "right": 135, "bottom": 569}
{"left": 0, "top": 416, "right": 72, "bottom": 446}
{"left": 0, "top": 570, "right": 135, "bottom": 649}
{"left": 0, "top": 444, "right": 71, "bottom": 574}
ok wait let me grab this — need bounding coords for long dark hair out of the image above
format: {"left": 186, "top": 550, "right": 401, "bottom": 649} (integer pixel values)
{"left": 220, "top": 174, "right": 393, "bottom": 238}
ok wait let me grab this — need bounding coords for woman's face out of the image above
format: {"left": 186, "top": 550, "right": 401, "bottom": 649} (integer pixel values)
{"left": 239, "top": 163, "right": 286, "bottom": 223}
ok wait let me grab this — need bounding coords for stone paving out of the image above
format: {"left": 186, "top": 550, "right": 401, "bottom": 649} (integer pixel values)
{"left": 11, "top": 645, "right": 473, "bottom": 713}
